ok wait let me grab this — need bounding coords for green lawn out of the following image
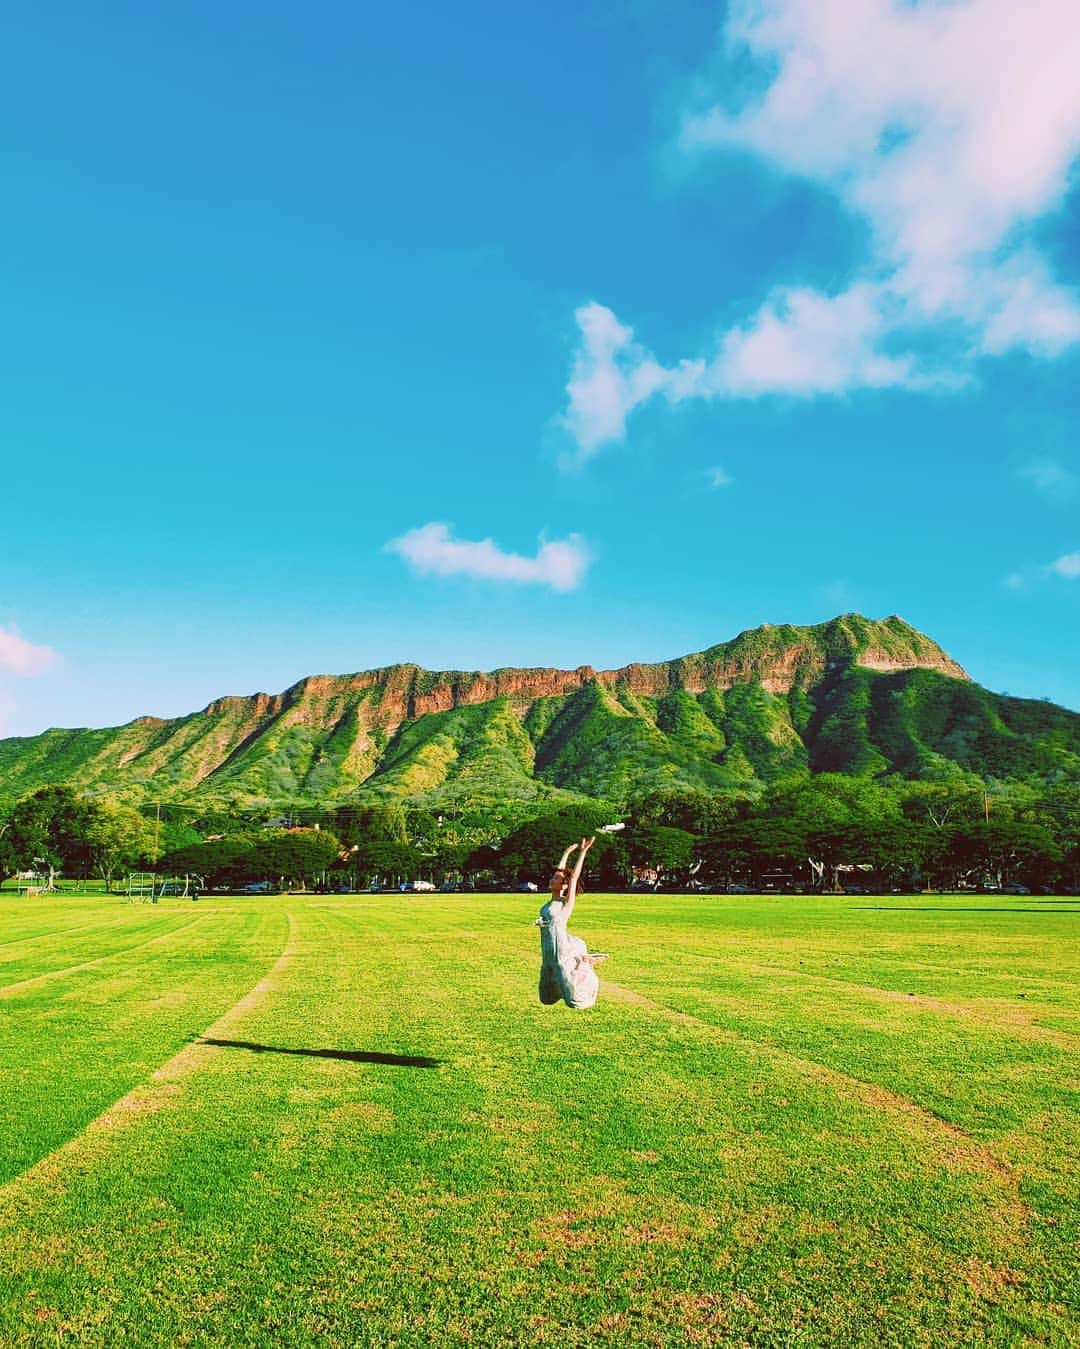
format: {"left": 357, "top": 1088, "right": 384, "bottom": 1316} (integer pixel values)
{"left": 0, "top": 891, "right": 1076, "bottom": 1346}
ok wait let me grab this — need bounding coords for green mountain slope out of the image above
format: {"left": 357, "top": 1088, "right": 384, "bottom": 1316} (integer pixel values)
{"left": 1, "top": 614, "right": 1077, "bottom": 807}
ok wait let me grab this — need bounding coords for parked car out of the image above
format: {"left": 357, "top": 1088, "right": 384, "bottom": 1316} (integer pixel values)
{"left": 1002, "top": 883, "right": 1031, "bottom": 894}
{"left": 726, "top": 883, "right": 751, "bottom": 894}
{"left": 516, "top": 881, "right": 538, "bottom": 893}
{"left": 399, "top": 880, "right": 437, "bottom": 893}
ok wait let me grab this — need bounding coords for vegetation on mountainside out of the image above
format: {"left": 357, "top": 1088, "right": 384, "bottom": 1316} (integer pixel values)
{"left": 0, "top": 615, "right": 1077, "bottom": 812}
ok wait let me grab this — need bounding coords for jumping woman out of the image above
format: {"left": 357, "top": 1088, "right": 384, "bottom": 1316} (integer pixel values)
{"left": 536, "top": 837, "right": 607, "bottom": 1009}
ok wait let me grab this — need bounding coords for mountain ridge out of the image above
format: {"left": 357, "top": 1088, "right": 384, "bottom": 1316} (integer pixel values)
{"left": 2, "top": 614, "right": 1075, "bottom": 809}
{"left": 119, "top": 612, "right": 971, "bottom": 729}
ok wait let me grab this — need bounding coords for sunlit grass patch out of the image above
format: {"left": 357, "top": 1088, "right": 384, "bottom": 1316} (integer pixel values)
{"left": 0, "top": 891, "right": 1076, "bottom": 1345}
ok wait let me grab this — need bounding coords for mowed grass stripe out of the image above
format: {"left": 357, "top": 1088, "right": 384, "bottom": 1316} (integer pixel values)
{"left": 0, "top": 894, "right": 115, "bottom": 946}
{"left": 0, "top": 905, "right": 287, "bottom": 1185}
{"left": 600, "top": 977, "right": 1020, "bottom": 1188}
{"left": 0, "top": 894, "right": 1075, "bottom": 1346}
{"left": 0, "top": 897, "right": 145, "bottom": 955}
{"left": 735, "top": 960, "right": 1079, "bottom": 1046}
{"left": 0, "top": 911, "right": 299, "bottom": 1202}
{"left": 0, "top": 914, "right": 208, "bottom": 996}
{"left": 0, "top": 910, "right": 131, "bottom": 950}
{"left": 644, "top": 940, "right": 1080, "bottom": 1045}
{"left": 616, "top": 938, "right": 1079, "bottom": 1142}
{"left": 0, "top": 895, "right": 220, "bottom": 987}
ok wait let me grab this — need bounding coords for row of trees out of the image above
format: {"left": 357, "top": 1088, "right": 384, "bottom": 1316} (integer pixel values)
{"left": 157, "top": 779, "right": 1077, "bottom": 894}
{"left": 3, "top": 777, "right": 1078, "bottom": 894}
{"left": 464, "top": 778, "right": 1079, "bottom": 893}
{"left": 159, "top": 829, "right": 344, "bottom": 891}
{"left": 0, "top": 787, "right": 346, "bottom": 892}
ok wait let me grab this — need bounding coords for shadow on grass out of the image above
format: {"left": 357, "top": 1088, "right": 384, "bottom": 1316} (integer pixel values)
{"left": 200, "top": 1038, "right": 440, "bottom": 1068}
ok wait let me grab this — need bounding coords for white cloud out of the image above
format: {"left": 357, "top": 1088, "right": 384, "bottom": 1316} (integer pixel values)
{"left": 386, "top": 522, "right": 590, "bottom": 592}
{"left": 1002, "top": 572, "right": 1026, "bottom": 592}
{"left": 710, "top": 284, "right": 921, "bottom": 397}
{"left": 561, "top": 0, "right": 1080, "bottom": 456}
{"left": 705, "top": 466, "right": 731, "bottom": 488}
{"left": 562, "top": 303, "right": 669, "bottom": 461}
{"left": 1047, "top": 551, "right": 1080, "bottom": 579}
{"left": 0, "top": 624, "right": 58, "bottom": 676}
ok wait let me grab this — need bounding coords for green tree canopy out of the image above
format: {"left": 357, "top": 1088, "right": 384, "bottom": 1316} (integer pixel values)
{"left": 86, "top": 801, "right": 154, "bottom": 891}
{"left": 491, "top": 803, "right": 615, "bottom": 883}
{"left": 0, "top": 786, "right": 97, "bottom": 883}
{"left": 629, "top": 788, "right": 738, "bottom": 837}
{"left": 257, "top": 829, "right": 342, "bottom": 887}
{"left": 629, "top": 824, "right": 697, "bottom": 881}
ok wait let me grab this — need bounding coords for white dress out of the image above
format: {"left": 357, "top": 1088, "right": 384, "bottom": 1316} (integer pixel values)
{"left": 536, "top": 898, "right": 599, "bottom": 1009}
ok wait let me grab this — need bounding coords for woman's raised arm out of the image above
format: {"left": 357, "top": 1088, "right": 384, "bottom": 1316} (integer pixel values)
{"left": 550, "top": 842, "right": 578, "bottom": 899}
{"left": 562, "top": 836, "right": 595, "bottom": 920}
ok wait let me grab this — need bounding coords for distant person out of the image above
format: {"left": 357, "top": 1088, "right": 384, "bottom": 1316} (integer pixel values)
{"left": 536, "top": 838, "right": 607, "bottom": 1009}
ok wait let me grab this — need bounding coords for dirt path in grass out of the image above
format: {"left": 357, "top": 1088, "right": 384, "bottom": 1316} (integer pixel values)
{"left": 0, "top": 916, "right": 209, "bottom": 998}
{"left": 0, "top": 912, "right": 299, "bottom": 1204}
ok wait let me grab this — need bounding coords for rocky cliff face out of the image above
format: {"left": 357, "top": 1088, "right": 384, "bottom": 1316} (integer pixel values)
{"left": 8, "top": 612, "right": 1072, "bottom": 812}
{"left": 272, "top": 614, "right": 967, "bottom": 731}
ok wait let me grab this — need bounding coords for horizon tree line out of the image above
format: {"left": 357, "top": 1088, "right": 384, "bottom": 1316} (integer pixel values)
{"left": 2, "top": 778, "right": 1077, "bottom": 895}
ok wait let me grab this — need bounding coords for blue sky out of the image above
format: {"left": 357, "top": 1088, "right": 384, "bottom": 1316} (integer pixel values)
{"left": 2, "top": 0, "right": 1078, "bottom": 737}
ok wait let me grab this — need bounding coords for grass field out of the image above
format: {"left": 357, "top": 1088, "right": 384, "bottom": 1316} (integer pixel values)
{"left": 0, "top": 889, "right": 1076, "bottom": 1346}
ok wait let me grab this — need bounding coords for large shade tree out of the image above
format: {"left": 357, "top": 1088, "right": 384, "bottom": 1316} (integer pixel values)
{"left": 0, "top": 786, "right": 97, "bottom": 887}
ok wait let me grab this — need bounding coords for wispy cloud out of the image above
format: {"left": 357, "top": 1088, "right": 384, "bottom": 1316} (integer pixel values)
{"left": 561, "top": 0, "right": 1080, "bottom": 458}
{"left": 705, "top": 466, "right": 731, "bottom": 488}
{"left": 385, "top": 522, "right": 590, "bottom": 592}
{"left": 0, "top": 624, "right": 58, "bottom": 676}
{"left": 822, "top": 579, "right": 861, "bottom": 612}
{"left": 1019, "top": 459, "right": 1076, "bottom": 498}
{"left": 1047, "top": 551, "right": 1080, "bottom": 580}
